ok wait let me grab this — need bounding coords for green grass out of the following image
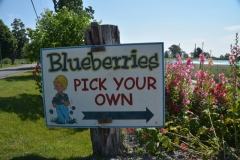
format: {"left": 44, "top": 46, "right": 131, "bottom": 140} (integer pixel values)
{"left": 0, "top": 71, "right": 93, "bottom": 160}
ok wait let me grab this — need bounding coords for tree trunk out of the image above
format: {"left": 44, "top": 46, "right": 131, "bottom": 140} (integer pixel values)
{"left": 11, "top": 51, "right": 17, "bottom": 65}
{"left": 84, "top": 23, "right": 123, "bottom": 157}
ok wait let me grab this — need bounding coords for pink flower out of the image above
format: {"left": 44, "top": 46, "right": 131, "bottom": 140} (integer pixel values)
{"left": 142, "top": 134, "right": 149, "bottom": 139}
{"left": 220, "top": 114, "right": 224, "bottom": 120}
{"left": 229, "top": 55, "right": 235, "bottom": 64}
{"left": 180, "top": 143, "right": 188, "bottom": 152}
{"left": 182, "top": 89, "right": 187, "bottom": 96}
{"left": 219, "top": 73, "right": 224, "bottom": 79}
{"left": 161, "top": 128, "right": 167, "bottom": 134}
{"left": 176, "top": 53, "right": 181, "bottom": 61}
{"left": 126, "top": 128, "right": 135, "bottom": 133}
{"left": 186, "top": 58, "right": 192, "bottom": 65}
{"left": 182, "top": 98, "right": 190, "bottom": 105}
{"left": 218, "top": 73, "right": 228, "bottom": 84}
{"left": 209, "top": 128, "right": 213, "bottom": 131}
{"left": 199, "top": 53, "right": 206, "bottom": 63}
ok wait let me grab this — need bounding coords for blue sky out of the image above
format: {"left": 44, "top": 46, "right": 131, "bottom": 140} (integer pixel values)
{"left": 0, "top": 0, "right": 240, "bottom": 57}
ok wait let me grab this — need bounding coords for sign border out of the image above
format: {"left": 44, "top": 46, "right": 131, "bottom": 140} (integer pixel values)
{"left": 40, "top": 42, "right": 165, "bottom": 128}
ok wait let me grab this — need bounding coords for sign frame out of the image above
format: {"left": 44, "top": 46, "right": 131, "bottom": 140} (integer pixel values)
{"left": 41, "top": 42, "right": 165, "bottom": 128}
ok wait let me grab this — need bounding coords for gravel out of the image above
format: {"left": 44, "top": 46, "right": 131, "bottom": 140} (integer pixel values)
{"left": 107, "top": 133, "right": 203, "bottom": 160}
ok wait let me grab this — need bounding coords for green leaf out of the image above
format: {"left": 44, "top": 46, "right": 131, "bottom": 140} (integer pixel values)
{"left": 174, "top": 137, "right": 179, "bottom": 145}
{"left": 162, "top": 137, "right": 169, "bottom": 148}
{"left": 170, "top": 127, "right": 178, "bottom": 133}
{"left": 146, "top": 142, "right": 156, "bottom": 153}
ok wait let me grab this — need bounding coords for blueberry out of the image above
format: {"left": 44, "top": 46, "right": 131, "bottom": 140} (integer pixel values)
{"left": 70, "top": 111, "right": 73, "bottom": 115}
{"left": 49, "top": 109, "right": 54, "bottom": 114}
{"left": 72, "top": 106, "right": 76, "bottom": 110}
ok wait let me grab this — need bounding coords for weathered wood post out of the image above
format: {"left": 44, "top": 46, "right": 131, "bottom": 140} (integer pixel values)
{"left": 84, "top": 22, "right": 123, "bottom": 157}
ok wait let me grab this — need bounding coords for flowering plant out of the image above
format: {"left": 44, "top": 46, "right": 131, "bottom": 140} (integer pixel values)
{"left": 132, "top": 33, "right": 240, "bottom": 159}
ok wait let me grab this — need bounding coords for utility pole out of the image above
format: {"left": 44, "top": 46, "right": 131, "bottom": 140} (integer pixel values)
{"left": 194, "top": 43, "right": 196, "bottom": 59}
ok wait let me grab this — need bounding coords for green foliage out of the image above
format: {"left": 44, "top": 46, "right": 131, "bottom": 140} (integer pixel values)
{"left": 52, "top": 0, "right": 95, "bottom": 19}
{"left": 11, "top": 18, "right": 29, "bottom": 60}
{"left": 23, "top": 7, "right": 91, "bottom": 62}
{"left": 0, "top": 19, "right": 17, "bottom": 59}
{"left": 2, "top": 58, "right": 12, "bottom": 64}
{"left": 168, "top": 44, "right": 181, "bottom": 58}
{"left": 164, "top": 51, "right": 169, "bottom": 58}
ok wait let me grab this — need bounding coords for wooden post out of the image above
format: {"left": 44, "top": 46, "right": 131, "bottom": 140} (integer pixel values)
{"left": 84, "top": 22, "right": 123, "bottom": 157}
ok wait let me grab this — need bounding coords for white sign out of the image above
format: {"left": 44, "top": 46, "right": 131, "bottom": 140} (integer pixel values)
{"left": 41, "top": 43, "right": 165, "bottom": 128}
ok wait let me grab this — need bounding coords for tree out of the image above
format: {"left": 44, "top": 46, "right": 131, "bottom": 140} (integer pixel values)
{"left": 182, "top": 51, "right": 189, "bottom": 58}
{"left": 196, "top": 47, "right": 202, "bottom": 58}
{"left": 220, "top": 55, "right": 224, "bottom": 59}
{"left": 190, "top": 47, "right": 202, "bottom": 58}
{"left": 52, "top": 0, "right": 94, "bottom": 19}
{"left": 168, "top": 44, "right": 181, "bottom": 58}
{"left": 0, "top": 19, "right": 17, "bottom": 60}
{"left": 204, "top": 52, "right": 210, "bottom": 58}
{"left": 23, "top": 8, "right": 91, "bottom": 62}
{"left": 225, "top": 53, "right": 230, "bottom": 59}
{"left": 11, "top": 18, "right": 29, "bottom": 64}
{"left": 164, "top": 51, "right": 170, "bottom": 58}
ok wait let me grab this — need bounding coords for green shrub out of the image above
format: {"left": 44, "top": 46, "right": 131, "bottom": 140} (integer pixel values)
{"left": 2, "top": 58, "right": 11, "bottom": 64}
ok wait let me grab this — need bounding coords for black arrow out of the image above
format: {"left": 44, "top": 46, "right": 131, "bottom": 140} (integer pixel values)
{"left": 82, "top": 107, "right": 154, "bottom": 123}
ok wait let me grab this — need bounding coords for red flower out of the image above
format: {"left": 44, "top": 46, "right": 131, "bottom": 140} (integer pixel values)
{"left": 180, "top": 143, "right": 188, "bottom": 152}
{"left": 36, "top": 65, "right": 41, "bottom": 72}
{"left": 126, "top": 128, "right": 135, "bottom": 133}
{"left": 172, "top": 104, "right": 179, "bottom": 112}
{"left": 141, "top": 134, "right": 149, "bottom": 139}
{"left": 32, "top": 71, "right": 36, "bottom": 77}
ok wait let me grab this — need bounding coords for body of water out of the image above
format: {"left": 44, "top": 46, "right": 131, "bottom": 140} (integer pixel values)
{"left": 166, "top": 60, "right": 230, "bottom": 65}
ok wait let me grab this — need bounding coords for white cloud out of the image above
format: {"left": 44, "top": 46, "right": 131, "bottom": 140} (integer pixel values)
{"left": 224, "top": 25, "right": 240, "bottom": 31}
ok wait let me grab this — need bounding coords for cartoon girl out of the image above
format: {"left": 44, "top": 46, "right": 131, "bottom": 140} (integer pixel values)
{"left": 52, "top": 75, "right": 74, "bottom": 124}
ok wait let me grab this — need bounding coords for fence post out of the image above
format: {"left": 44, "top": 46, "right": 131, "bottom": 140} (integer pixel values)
{"left": 84, "top": 22, "right": 123, "bottom": 157}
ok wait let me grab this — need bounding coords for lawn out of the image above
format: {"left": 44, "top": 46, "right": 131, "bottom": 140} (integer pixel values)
{"left": 0, "top": 71, "right": 93, "bottom": 160}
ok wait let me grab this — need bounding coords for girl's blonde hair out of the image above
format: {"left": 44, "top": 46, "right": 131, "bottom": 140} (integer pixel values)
{"left": 53, "top": 75, "right": 68, "bottom": 89}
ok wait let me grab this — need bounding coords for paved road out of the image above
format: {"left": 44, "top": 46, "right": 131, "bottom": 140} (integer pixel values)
{"left": 0, "top": 63, "right": 37, "bottom": 79}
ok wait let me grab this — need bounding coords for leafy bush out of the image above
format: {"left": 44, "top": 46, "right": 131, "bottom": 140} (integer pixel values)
{"left": 2, "top": 58, "right": 11, "bottom": 64}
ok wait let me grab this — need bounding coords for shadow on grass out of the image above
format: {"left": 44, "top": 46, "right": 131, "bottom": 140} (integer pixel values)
{"left": 2, "top": 71, "right": 35, "bottom": 82}
{"left": 10, "top": 154, "right": 107, "bottom": 160}
{"left": 0, "top": 93, "right": 44, "bottom": 121}
{"left": 0, "top": 66, "right": 35, "bottom": 72}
